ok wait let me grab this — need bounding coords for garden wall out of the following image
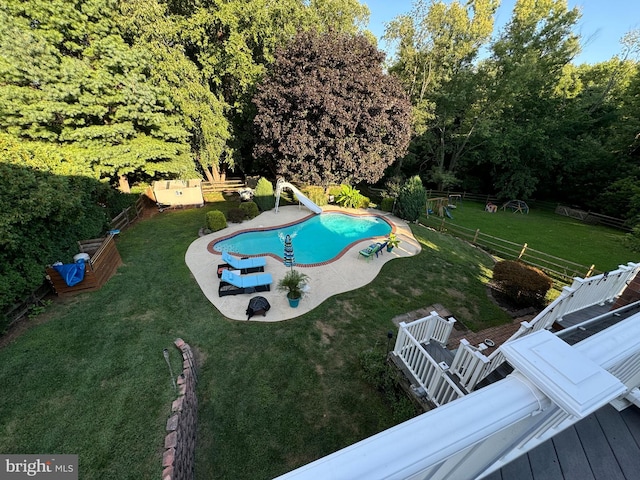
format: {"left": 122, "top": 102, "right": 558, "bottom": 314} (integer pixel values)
{"left": 162, "top": 338, "right": 198, "bottom": 480}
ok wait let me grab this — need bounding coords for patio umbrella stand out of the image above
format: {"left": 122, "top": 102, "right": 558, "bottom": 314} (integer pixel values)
{"left": 283, "top": 234, "right": 295, "bottom": 269}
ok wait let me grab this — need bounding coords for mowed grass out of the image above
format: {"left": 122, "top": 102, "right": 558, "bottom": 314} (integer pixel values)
{"left": 0, "top": 204, "right": 512, "bottom": 479}
{"left": 422, "top": 200, "right": 637, "bottom": 271}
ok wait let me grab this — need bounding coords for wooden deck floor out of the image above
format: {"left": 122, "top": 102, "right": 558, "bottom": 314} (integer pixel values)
{"left": 485, "top": 404, "right": 640, "bottom": 480}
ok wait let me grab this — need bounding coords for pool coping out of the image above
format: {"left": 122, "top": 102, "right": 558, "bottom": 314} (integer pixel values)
{"left": 206, "top": 208, "right": 397, "bottom": 268}
{"left": 185, "top": 205, "right": 421, "bottom": 322}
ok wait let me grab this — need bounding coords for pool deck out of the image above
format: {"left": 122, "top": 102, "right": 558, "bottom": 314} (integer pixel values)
{"left": 185, "top": 205, "right": 421, "bottom": 321}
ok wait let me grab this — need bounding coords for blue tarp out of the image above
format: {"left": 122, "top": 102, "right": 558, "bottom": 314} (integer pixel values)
{"left": 53, "top": 259, "right": 86, "bottom": 287}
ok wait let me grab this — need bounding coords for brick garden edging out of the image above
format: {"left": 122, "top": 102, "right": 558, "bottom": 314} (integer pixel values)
{"left": 162, "top": 339, "right": 198, "bottom": 480}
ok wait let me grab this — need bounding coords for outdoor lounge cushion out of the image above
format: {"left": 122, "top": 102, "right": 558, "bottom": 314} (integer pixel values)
{"left": 359, "top": 242, "right": 386, "bottom": 259}
{"left": 221, "top": 269, "right": 272, "bottom": 288}
{"left": 222, "top": 251, "right": 267, "bottom": 270}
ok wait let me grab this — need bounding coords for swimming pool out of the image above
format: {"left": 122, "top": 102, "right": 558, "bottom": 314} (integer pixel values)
{"left": 212, "top": 212, "right": 392, "bottom": 265}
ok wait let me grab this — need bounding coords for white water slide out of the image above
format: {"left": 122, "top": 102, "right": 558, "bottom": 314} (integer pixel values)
{"left": 275, "top": 178, "right": 322, "bottom": 214}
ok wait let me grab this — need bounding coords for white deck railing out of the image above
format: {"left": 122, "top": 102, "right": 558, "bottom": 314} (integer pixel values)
{"left": 276, "top": 313, "right": 640, "bottom": 480}
{"left": 396, "top": 311, "right": 456, "bottom": 346}
{"left": 393, "top": 313, "right": 462, "bottom": 405}
{"left": 447, "top": 263, "right": 640, "bottom": 392}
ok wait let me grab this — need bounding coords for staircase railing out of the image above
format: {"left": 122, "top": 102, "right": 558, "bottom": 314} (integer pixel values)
{"left": 393, "top": 313, "right": 463, "bottom": 405}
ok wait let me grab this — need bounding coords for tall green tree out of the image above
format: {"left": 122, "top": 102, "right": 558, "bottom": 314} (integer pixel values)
{"left": 462, "top": 0, "right": 581, "bottom": 199}
{"left": 0, "top": 0, "right": 195, "bottom": 190}
{"left": 118, "top": 0, "right": 232, "bottom": 183}
{"left": 252, "top": 30, "right": 411, "bottom": 186}
{"left": 162, "top": 0, "right": 371, "bottom": 174}
{"left": 385, "top": 0, "right": 497, "bottom": 187}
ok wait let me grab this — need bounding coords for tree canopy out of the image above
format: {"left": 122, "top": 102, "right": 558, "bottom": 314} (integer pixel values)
{"left": 252, "top": 30, "right": 411, "bottom": 185}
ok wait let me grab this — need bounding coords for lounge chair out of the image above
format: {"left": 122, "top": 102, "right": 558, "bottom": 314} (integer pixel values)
{"left": 218, "top": 251, "right": 266, "bottom": 277}
{"left": 218, "top": 269, "right": 272, "bottom": 297}
{"left": 359, "top": 242, "right": 387, "bottom": 260}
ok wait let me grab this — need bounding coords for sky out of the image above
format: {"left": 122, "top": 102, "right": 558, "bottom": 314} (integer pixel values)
{"left": 361, "top": 0, "right": 640, "bottom": 65}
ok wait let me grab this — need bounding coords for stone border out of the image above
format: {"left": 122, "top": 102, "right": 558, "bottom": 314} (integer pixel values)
{"left": 162, "top": 339, "right": 198, "bottom": 480}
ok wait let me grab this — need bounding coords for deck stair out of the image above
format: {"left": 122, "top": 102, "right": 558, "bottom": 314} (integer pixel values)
{"left": 393, "top": 262, "right": 640, "bottom": 405}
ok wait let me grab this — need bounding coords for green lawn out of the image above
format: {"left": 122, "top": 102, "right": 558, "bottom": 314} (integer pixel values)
{"left": 421, "top": 200, "right": 637, "bottom": 272}
{"left": 0, "top": 201, "right": 631, "bottom": 479}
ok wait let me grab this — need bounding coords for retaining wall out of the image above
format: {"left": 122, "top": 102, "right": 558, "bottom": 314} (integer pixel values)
{"left": 162, "top": 339, "right": 198, "bottom": 480}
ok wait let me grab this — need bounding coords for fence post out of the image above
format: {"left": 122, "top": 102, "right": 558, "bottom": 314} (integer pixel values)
{"left": 518, "top": 243, "right": 528, "bottom": 259}
{"left": 440, "top": 217, "right": 446, "bottom": 231}
{"left": 473, "top": 229, "right": 480, "bottom": 244}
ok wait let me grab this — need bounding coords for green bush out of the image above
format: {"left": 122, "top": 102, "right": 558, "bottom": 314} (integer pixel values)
{"left": 492, "top": 260, "right": 552, "bottom": 308}
{"left": 335, "top": 184, "right": 369, "bottom": 209}
{"left": 359, "top": 347, "right": 419, "bottom": 424}
{"left": 380, "top": 197, "right": 395, "bottom": 212}
{"left": 239, "top": 201, "right": 259, "bottom": 219}
{"left": 327, "top": 185, "right": 342, "bottom": 200}
{"left": 254, "top": 177, "right": 274, "bottom": 211}
{"left": 300, "top": 186, "right": 328, "bottom": 206}
{"left": 397, "top": 175, "right": 426, "bottom": 222}
{"left": 206, "top": 210, "right": 227, "bottom": 231}
{"left": 227, "top": 207, "right": 245, "bottom": 223}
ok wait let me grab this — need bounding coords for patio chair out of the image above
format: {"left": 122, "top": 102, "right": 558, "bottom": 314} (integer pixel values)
{"left": 218, "top": 251, "right": 266, "bottom": 277}
{"left": 218, "top": 269, "right": 272, "bottom": 297}
{"left": 359, "top": 242, "right": 387, "bottom": 260}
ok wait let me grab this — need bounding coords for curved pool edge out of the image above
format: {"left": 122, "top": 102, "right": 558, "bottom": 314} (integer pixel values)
{"left": 185, "top": 205, "right": 421, "bottom": 322}
{"left": 207, "top": 208, "right": 396, "bottom": 267}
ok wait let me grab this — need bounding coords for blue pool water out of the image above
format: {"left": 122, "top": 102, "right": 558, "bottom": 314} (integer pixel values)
{"left": 213, "top": 213, "right": 392, "bottom": 265}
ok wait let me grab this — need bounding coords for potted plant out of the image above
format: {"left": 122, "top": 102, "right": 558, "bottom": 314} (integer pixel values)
{"left": 278, "top": 269, "right": 309, "bottom": 308}
{"left": 386, "top": 232, "right": 401, "bottom": 252}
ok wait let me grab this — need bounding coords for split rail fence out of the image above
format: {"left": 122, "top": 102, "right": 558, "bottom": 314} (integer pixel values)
{"left": 420, "top": 217, "right": 598, "bottom": 283}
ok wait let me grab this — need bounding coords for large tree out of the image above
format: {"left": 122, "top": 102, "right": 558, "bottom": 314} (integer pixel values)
{"left": 0, "top": 0, "right": 195, "bottom": 190}
{"left": 385, "top": 0, "right": 498, "bottom": 187}
{"left": 252, "top": 30, "right": 411, "bottom": 185}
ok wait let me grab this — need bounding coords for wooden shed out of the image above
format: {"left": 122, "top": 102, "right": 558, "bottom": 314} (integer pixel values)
{"left": 46, "top": 235, "right": 122, "bottom": 296}
{"left": 151, "top": 179, "right": 204, "bottom": 208}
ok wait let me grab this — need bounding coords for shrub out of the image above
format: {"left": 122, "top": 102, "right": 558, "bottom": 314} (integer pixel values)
{"left": 492, "top": 260, "right": 553, "bottom": 308}
{"left": 203, "top": 191, "right": 224, "bottom": 203}
{"left": 380, "top": 197, "right": 395, "bottom": 212}
{"left": 359, "top": 347, "right": 418, "bottom": 424}
{"left": 397, "top": 175, "right": 426, "bottom": 222}
{"left": 335, "top": 184, "right": 368, "bottom": 209}
{"left": 227, "top": 207, "right": 245, "bottom": 223}
{"left": 206, "top": 210, "right": 227, "bottom": 231}
{"left": 254, "top": 177, "right": 274, "bottom": 211}
{"left": 239, "top": 201, "right": 259, "bottom": 219}
{"left": 327, "top": 185, "right": 342, "bottom": 201}
{"left": 300, "top": 186, "right": 328, "bottom": 206}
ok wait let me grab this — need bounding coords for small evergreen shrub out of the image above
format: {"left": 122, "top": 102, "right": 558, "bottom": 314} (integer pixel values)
{"left": 380, "top": 197, "right": 395, "bottom": 212}
{"left": 397, "top": 175, "right": 426, "bottom": 222}
{"left": 254, "top": 177, "right": 274, "bottom": 211}
{"left": 206, "top": 210, "right": 227, "bottom": 231}
{"left": 492, "top": 260, "right": 553, "bottom": 308}
{"left": 300, "top": 186, "right": 328, "bottom": 206}
{"left": 227, "top": 207, "right": 245, "bottom": 223}
{"left": 239, "top": 201, "right": 259, "bottom": 219}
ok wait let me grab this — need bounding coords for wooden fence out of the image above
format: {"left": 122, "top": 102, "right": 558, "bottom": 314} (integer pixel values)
{"left": 420, "top": 217, "right": 598, "bottom": 283}
{"left": 110, "top": 195, "right": 146, "bottom": 231}
{"left": 554, "top": 205, "right": 630, "bottom": 231}
{"left": 201, "top": 178, "right": 245, "bottom": 193}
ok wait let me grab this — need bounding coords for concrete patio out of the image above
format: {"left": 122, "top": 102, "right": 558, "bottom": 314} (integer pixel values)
{"left": 185, "top": 205, "right": 421, "bottom": 321}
